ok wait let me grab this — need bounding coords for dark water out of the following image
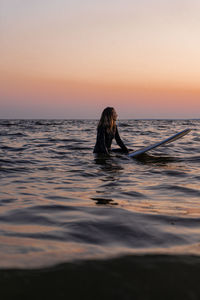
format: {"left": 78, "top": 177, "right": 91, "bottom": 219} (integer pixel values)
{"left": 0, "top": 119, "right": 200, "bottom": 269}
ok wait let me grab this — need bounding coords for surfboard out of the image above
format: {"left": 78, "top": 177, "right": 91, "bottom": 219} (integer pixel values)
{"left": 128, "top": 128, "right": 191, "bottom": 158}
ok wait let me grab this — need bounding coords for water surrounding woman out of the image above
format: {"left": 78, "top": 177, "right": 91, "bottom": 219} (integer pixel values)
{"left": 93, "top": 107, "right": 129, "bottom": 155}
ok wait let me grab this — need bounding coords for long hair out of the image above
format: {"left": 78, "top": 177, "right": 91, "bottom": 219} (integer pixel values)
{"left": 97, "top": 107, "right": 116, "bottom": 133}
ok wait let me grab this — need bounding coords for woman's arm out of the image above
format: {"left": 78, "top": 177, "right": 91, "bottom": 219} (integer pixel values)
{"left": 115, "top": 126, "right": 129, "bottom": 153}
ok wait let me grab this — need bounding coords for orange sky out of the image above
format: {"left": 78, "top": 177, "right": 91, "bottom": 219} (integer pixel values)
{"left": 1, "top": 0, "right": 200, "bottom": 118}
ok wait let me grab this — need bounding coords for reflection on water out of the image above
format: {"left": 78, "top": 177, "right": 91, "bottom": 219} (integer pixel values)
{"left": 94, "top": 154, "right": 123, "bottom": 206}
{"left": 91, "top": 197, "right": 118, "bottom": 205}
{"left": 134, "top": 153, "right": 177, "bottom": 165}
{"left": 0, "top": 119, "right": 200, "bottom": 268}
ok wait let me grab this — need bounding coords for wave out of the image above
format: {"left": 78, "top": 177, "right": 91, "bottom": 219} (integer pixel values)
{"left": 0, "top": 119, "right": 200, "bottom": 270}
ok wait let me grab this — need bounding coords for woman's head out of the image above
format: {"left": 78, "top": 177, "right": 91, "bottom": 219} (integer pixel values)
{"left": 98, "top": 107, "right": 117, "bottom": 132}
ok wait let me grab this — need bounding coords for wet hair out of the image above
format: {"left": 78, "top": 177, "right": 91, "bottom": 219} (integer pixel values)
{"left": 97, "top": 107, "right": 116, "bottom": 133}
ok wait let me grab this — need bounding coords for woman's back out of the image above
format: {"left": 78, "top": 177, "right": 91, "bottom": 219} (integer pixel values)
{"left": 93, "top": 125, "right": 115, "bottom": 154}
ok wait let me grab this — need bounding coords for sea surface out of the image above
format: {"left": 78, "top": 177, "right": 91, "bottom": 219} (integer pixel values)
{"left": 0, "top": 119, "right": 199, "bottom": 269}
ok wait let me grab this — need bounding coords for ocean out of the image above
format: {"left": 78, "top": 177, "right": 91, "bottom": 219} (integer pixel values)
{"left": 0, "top": 119, "right": 200, "bottom": 299}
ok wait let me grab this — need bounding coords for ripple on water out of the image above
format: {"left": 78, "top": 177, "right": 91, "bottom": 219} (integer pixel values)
{"left": 0, "top": 119, "right": 199, "bottom": 268}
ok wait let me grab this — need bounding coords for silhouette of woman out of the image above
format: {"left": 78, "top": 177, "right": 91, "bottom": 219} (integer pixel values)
{"left": 93, "top": 107, "right": 129, "bottom": 155}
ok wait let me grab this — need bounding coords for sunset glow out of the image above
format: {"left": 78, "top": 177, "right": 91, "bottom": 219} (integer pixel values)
{"left": 1, "top": 0, "right": 200, "bottom": 118}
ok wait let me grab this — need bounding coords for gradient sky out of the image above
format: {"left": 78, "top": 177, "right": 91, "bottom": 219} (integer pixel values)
{"left": 1, "top": 0, "right": 200, "bottom": 118}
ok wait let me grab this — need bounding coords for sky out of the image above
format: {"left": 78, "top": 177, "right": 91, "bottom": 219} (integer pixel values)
{"left": 0, "top": 0, "right": 200, "bottom": 119}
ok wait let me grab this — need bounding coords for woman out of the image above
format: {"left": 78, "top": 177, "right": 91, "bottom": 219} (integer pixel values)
{"left": 93, "top": 107, "right": 129, "bottom": 155}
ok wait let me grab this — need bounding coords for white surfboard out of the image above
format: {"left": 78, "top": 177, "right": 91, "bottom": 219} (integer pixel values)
{"left": 128, "top": 128, "right": 191, "bottom": 158}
